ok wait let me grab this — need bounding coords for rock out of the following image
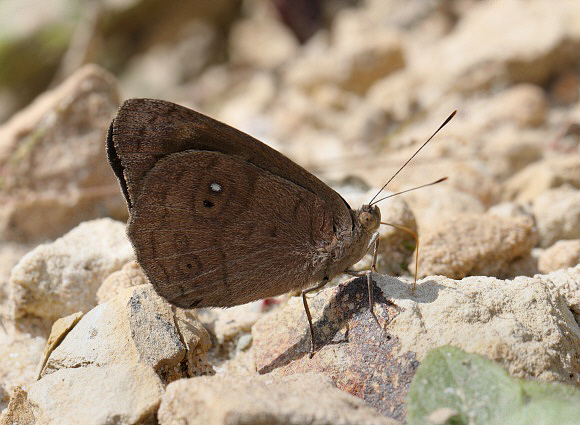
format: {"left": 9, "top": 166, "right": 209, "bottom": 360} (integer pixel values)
{"left": 253, "top": 277, "right": 416, "bottom": 421}
{"left": 374, "top": 196, "right": 418, "bottom": 276}
{"left": 215, "top": 72, "right": 278, "bottom": 132}
{"left": 28, "top": 364, "right": 163, "bottom": 425}
{"left": 0, "top": 384, "right": 8, "bottom": 413}
{"left": 35, "top": 311, "right": 83, "bottom": 379}
{"left": 9, "top": 218, "right": 134, "bottom": 329}
{"left": 108, "top": 0, "right": 241, "bottom": 76}
{"left": 403, "top": 186, "right": 485, "bottom": 230}
{"left": 550, "top": 72, "right": 580, "bottom": 105}
{"left": 413, "top": 213, "right": 538, "bottom": 279}
{"left": 373, "top": 154, "right": 500, "bottom": 208}
{"left": 195, "top": 299, "right": 278, "bottom": 375}
{"left": 0, "top": 1, "right": 72, "bottom": 122}
{"left": 197, "top": 300, "right": 270, "bottom": 347}
{"left": 366, "top": 71, "right": 420, "bottom": 122}
{"left": 0, "top": 64, "right": 124, "bottom": 243}
{"left": 158, "top": 373, "right": 401, "bottom": 425}
{"left": 335, "top": 101, "right": 393, "bottom": 145}
{"left": 533, "top": 187, "right": 580, "bottom": 248}
{"left": 228, "top": 2, "right": 299, "bottom": 69}
{"left": 0, "top": 385, "right": 10, "bottom": 412}
{"left": 173, "top": 307, "right": 215, "bottom": 378}
{"left": 485, "top": 84, "right": 548, "bottom": 128}
{"left": 0, "top": 386, "right": 34, "bottom": 425}
{"left": 541, "top": 266, "right": 580, "bottom": 327}
{"left": 96, "top": 261, "right": 149, "bottom": 304}
{"left": 480, "top": 127, "right": 543, "bottom": 180}
{"left": 120, "top": 20, "right": 221, "bottom": 99}
{"left": 415, "top": 1, "right": 580, "bottom": 92}
{"left": 0, "top": 242, "right": 30, "bottom": 324}
{"left": 484, "top": 205, "right": 541, "bottom": 278}
{"left": 0, "top": 330, "right": 46, "bottom": 397}
{"left": 539, "top": 240, "right": 580, "bottom": 274}
{"left": 38, "top": 284, "right": 213, "bottom": 382}
{"left": 547, "top": 120, "right": 580, "bottom": 153}
{"left": 284, "top": 10, "right": 404, "bottom": 95}
{"left": 503, "top": 156, "right": 580, "bottom": 203}
{"left": 253, "top": 269, "right": 580, "bottom": 419}
{"left": 501, "top": 253, "right": 539, "bottom": 279}
{"left": 488, "top": 202, "right": 533, "bottom": 220}
{"left": 330, "top": 9, "right": 406, "bottom": 95}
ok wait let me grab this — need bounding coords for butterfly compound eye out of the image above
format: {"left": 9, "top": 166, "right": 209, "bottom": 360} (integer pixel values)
{"left": 359, "top": 206, "right": 380, "bottom": 231}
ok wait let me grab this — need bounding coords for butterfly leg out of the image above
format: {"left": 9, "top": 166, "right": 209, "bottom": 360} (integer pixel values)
{"left": 346, "top": 231, "right": 381, "bottom": 329}
{"left": 302, "top": 277, "right": 329, "bottom": 358}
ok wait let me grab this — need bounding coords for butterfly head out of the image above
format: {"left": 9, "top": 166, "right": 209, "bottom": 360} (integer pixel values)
{"left": 358, "top": 204, "right": 381, "bottom": 233}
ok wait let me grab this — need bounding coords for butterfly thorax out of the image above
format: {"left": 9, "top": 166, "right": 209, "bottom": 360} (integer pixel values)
{"left": 319, "top": 204, "right": 381, "bottom": 281}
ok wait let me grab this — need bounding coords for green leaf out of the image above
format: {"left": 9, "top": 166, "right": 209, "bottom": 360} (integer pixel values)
{"left": 407, "top": 346, "right": 580, "bottom": 425}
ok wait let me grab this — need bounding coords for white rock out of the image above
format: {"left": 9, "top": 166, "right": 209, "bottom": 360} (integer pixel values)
{"left": 540, "top": 266, "right": 580, "bottom": 327}
{"left": 404, "top": 186, "right": 485, "bottom": 230}
{"left": 254, "top": 268, "right": 580, "bottom": 393}
{"left": 9, "top": 218, "right": 134, "bottom": 326}
{"left": 283, "top": 10, "right": 404, "bottom": 95}
{"left": 28, "top": 364, "right": 163, "bottom": 425}
{"left": 538, "top": 240, "right": 580, "bottom": 274}
{"left": 484, "top": 84, "right": 548, "bottom": 128}
{"left": 158, "top": 373, "right": 400, "bottom": 425}
{"left": 392, "top": 271, "right": 580, "bottom": 385}
{"left": 503, "top": 156, "right": 580, "bottom": 203}
{"left": 0, "top": 64, "right": 124, "bottom": 242}
{"left": 414, "top": 213, "right": 538, "bottom": 279}
{"left": 229, "top": 4, "right": 299, "bottom": 69}
{"left": 39, "top": 284, "right": 212, "bottom": 381}
{"left": 0, "top": 331, "right": 45, "bottom": 398}
{"left": 96, "top": 261, "right": 149, "bottom": 304}
{"left": 533, "top": 187, "right": 580, "bottom": 248}
{"left": 414, "top": 1, "right": 580, "bottom": 93}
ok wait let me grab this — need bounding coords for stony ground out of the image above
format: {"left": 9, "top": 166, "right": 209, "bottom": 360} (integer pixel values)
{"left": 0, "top": 1, "right": 579, "bottom": 424}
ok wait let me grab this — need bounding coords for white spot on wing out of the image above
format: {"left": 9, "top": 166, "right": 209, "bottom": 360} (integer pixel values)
{"left": 210, "top": 182, "right": 223, "bottom": 193}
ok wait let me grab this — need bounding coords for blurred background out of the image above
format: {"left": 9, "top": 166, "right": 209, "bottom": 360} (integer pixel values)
{"left": 1, "top": 0, "right": 579, "bottom": 253}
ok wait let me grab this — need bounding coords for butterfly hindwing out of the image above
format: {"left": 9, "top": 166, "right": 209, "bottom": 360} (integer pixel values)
{"left": 129, "top": 150, "right": 336, "bottom": 308}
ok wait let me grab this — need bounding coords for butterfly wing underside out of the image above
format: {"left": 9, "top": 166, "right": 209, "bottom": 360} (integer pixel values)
{"left": 107, "top": 98, "right": 352, "bottom": 234}
{"left": 129, "top": 149, "right": 335, "bottom": 308}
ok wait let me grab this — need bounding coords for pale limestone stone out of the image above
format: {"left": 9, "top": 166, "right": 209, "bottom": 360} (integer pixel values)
{"left": 0, "top": 64, "right": 124, "bottom": 243}
{"left": 39, "top": 284, "right": 213, "bottom": 382}
{"left": 253, "top": 268, "right": 580, "bottom": 414}
{"left": 97, "top": 261, "right": 149, "bottom": 304}
{"left": 9, "top": 218, "right": 134, "bottom": 327}
{"left": 539, "top": 240, "right": 580, "bottom": 274}
{"left": 503, "top": 156, "right": 580, "bottom": 203}
{"left": 158, "top": 373, "right": 400, "bottom": 425}
{"left": 413, "top": 213, "right": 538, "bottom": 279}
{"left": 28, "top": 364, "right": 163, "bottom": 425}
{"left": 533, "top": 187, "right": 580, "bottom": 248}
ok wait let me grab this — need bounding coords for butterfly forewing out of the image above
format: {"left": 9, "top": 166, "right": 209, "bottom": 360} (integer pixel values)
{"left": 107, "top": 98, "right": 353, "bottom": 233}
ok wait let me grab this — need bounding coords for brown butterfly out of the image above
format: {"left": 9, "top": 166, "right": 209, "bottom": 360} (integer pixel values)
{"left": 107, "top": 98, "right": 453, "bottom": 356}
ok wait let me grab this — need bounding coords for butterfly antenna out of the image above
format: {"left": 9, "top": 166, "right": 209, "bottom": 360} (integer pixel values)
{"left": 368, "top": 110, "right": 457, "bottom": 205}
{"left": 370, "top": 177, "right": 447, "bottom": 206}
